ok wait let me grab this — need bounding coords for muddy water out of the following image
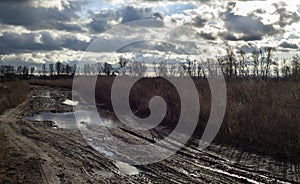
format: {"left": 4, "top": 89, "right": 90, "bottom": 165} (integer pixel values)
{"left": 25, "top": 110, "right": 121, "bottom": 130}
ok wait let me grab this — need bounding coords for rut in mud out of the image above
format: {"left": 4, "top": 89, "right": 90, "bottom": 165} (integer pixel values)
{"left": 0, "top": 86, "right": 299, "bottom": 183}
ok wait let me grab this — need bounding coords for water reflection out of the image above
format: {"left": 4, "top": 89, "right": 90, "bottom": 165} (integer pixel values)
{"left": 25, "top": 110, "right": 120, "bottom": 130}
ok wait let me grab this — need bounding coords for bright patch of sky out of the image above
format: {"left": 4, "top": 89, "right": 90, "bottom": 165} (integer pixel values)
{"left": 153, "top": 3, "right": 196, "bottom": 16}
{"left": 79, "top": 0, "right": 117, "bottom": 18}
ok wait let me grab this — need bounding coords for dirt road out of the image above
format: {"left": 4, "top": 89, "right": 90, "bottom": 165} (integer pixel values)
{"left": 0, "top": 86, "right": 299, "bottom": 183}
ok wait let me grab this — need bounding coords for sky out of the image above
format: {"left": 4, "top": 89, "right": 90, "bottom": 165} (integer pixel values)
{"left": 0, "top": 0, "right": 299, "bottom": 67}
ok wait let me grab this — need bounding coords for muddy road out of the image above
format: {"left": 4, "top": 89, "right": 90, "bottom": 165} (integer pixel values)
{"left": 0, "top": 86, "right": 299, "bottom": 183}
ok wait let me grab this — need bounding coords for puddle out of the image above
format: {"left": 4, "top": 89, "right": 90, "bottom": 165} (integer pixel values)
{"left": 115, "top": 162, "right": 140, "bottom": 175}
{"left": 95, "top": 146, "right": 114, "bottom": 157}
{"left": 43, "top": 92, "right": 51, "bottom": 98}
{"left": 25, "top": 110, "right": 120, "bottom": 130}
{"left": 33, "top": 91, "right": 51, "bottom": 98}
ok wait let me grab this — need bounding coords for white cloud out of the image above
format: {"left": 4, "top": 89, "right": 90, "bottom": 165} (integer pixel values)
{"left": 30, "top": 0, "right": 71, "bottom": 11}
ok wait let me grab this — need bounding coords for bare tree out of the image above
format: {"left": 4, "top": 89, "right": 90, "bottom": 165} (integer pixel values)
{"left": 119, "top": 57, "right": 128, "bottom": 75}
{"left": 292, "top": 54, "right": 300, "bottom": 80}
{"left": 264, "top": 47, "right": 274, "bottom": 79}
{"left": 55, "top": 62, "right": 62, "bottom": 76}
{"left": 252, "top": 50, "right": 259, "bottom": 77}
{"left": 104, "top": 62, "right": 113, "bottom": 76}
{"left": 42, "top": 64, "right": 46, "bottom": 76}
{"left": 30, "top": 67, "right": 35, "bottom": 76}
{"left": 49, "top": 64, "right": 54, "bottom": 76}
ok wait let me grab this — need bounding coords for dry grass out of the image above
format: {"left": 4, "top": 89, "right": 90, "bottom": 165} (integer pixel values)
{"left": 29, "top": 78, "right": 73, "bottom": 89}
{"left": 0, "top": 79, "right": 30, "bottom": 114}
{"left": 219, "top": 79, "right": 300, "bottom": 160}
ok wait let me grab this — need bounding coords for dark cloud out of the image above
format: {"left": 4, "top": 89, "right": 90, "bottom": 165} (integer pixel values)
{"left": 221, "top": 7, "right": 276, "bottom": 41}
{"left": 279, "top": 41, "right": 299, "bottom": 49}
{"left": 0, "top": 31, "right": 90, "bottom": 54}
{"left": 87, "top": 11, "right": 120, "bottom": 33}
{"left": 197, "top": 32, "right": 215, "bottom": 40}
{"left": 121, "top": 6, "right": 153, "bottom": 23}
{"left": 153, "top": 12, "right": 163, "bottom": 20}
{"left": 87, "top": 6, "right": 162, "bottom": 33}
{"left": 273, "top": 3, "right": 300, "bottom": 28}
{"left": 0, "top": 1, "right": 83, "bottom": 32}
{"left": 237, "top": 43, "right": 259, "bottom": 53}
{"left": 221, "top": 32, "right": 263, "bottom": 41}
{"left": 253, "top": 9, "right": 267, "bottom": 14}
{"left": 192, "top": 16, "right": 207, "bottom": 27}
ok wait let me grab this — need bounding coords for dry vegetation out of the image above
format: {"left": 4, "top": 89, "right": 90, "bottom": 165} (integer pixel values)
{"left": 29, "top": 78, "right": 73, "bottom": 89}
{"left": 29, "top": 77, "right": 300, "bottom": 161}
{"left": 0, "top": 79, "right": 30, "bottom": 183}
{"left": 220, "top": 79, "right": 300, "bottom": 161}
{"left": 0, "top": 79, "right": 30, "bottom": 114}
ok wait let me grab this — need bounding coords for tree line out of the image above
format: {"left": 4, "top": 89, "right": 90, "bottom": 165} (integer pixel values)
{"left": 0, "top": 46, "right": 299, "bottom": 80}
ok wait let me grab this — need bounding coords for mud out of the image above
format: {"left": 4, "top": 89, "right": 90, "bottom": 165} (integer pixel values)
{"left": 0, "top": 86, "right": 299, "bottom": 183}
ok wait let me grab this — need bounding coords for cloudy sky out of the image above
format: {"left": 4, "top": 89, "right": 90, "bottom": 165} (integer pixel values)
{"left": 0, "top": 0, "right": 299, "bottom": 66}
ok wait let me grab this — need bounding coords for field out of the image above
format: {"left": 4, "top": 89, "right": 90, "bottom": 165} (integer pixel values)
{"left": 0, "top": 79, "right": 30, "bottom": 114}
{"left": 28, "top": 77, "right": 300, "bottom": 161}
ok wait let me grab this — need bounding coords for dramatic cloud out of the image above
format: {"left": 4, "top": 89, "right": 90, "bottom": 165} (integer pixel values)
{"left": 0, "top": 0, "right": 83, "bottom": 32}
{"left": 87, "top": 5, "right": 164, "bottom": 33}
{"left": 120, "top": 6, "right": 153, "bottom": 23}
{"left": 222, "top": 11, "right": 277, "bottom": 41}
{"left": 192, "top": 16, "right": 207, "bottom": 27}
{"left": 0, "top": 31, "right": 91, "bottom": 54}
{"left": 273, "top": 2, "right": 300, "bottom": 28}
{"left": 87, "top": 11, "right": 120, "bottom": 33}
{"left": 279, "top": 41, "right": 299, "bottom": 49}
{"left": 197, "top": 32, "right": 215, "bottom": 40}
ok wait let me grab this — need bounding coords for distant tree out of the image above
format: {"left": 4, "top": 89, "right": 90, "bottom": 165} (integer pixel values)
{"left": 42, "top": 64, "right": 46, "bottom": 76}
{"left": 16, "top": 66, "right": 22, "bottom": 76}
{"left": 168, "top": 63, "right": 177, "bottom": 77}
{"left": 49, "top": 64, "right": 54, "bottom": 76}
{"left": 197, "top": 62, "right": 206, "bottom": 78}
{"left": 264, "top": 47, "right": 274, "bottom": 79}
{"left": 61, "top": 64, "right": 66, "bottom": 75}
{"left": 65, "top": 64, "right": 71, "bottom": 75}
{"left": 226, "top": 46, "right": 236, "bottom": 78}
{"left": 98, "top": 63, "right": 104, "bottom": 75}
{"left": 119, "top": 57, "right": 128, "bottom": 75}
{"left": 153, "top": 62, "right": 159, "bottom": 77}
{"left": 131, "top": 61, "right": 147, "bottom": 77}
{"left": 83, "top": 63, "right": 91, "bottom": 76}
{"left": 103, "top": 62, "right": 112, "bottom": 76}
{"left": 237, "top": 50, "right": 246, "bottom": 76}
{"left": 30, "top": 67, "right": 35, "bottom": 76}
{"left": 292, "top": 54, "right": 300, "bottom": 80}
{"left": 55, "top": 62, "right": 62, "bottom": 76}
{"left": 22, "top": 66, "right": 29, "bottom": 79}
{"left": 158, "top": 61, "right": 167, "bottom": 77}
{"left": 252, "top": 50, "right": 260, "bottom": 77}
{"left": 281, "top": 59, "right": 290, "bottom": 78}
{"left": 187, "top": 57, "right": 192, "bottom": 76}
{"left": 71, "top": 64, "right": 77, "bottom": 76}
